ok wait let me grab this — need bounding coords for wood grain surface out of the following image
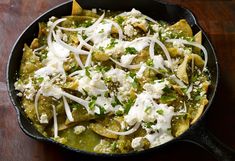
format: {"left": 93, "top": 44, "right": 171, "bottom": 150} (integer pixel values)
{"left": 0, "top": 0, "right": 235, "bottom": 161}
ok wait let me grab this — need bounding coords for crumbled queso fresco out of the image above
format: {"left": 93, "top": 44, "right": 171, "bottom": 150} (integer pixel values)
{"left": 14, "top": 6, "right": 211, "bottom": 153}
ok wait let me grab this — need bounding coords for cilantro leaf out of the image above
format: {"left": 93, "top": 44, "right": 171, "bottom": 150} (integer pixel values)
{"left": 125, "top": 47, "right": 137, "bottom": 54}
{"left": 156, "top": 109, "right": 164, "bottom": 115}
{"left": 85, "top": 67, "right": 91, "bottom": 79}
{"left": 106, "top": 39, "right": 118, "bottom": 49}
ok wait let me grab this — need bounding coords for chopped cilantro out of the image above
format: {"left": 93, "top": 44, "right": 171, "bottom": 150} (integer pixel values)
{"left": 104, "top": 77, "right": 112, "bottom": 83}
{"left": 162, "top": 86, "right": 172, "bottom": 93}
{"left": 88, "top": 96, "right": 97, "bottom": 110}
{"left": 115, "top": 16, "right": 125, "bottom": 25}
{"left": 145, "top": 122, "right": 155, "bottom": 128}
{"left": 129, "top": 71, "right": 136, "bottom": 78}
{"left": 104, "top": 91, "right": 109, "bottom": 97}
{"left": 39, "top": 52, "right": 47, "bottom": 61}
{"left": 195, "top": 95, "right": 202, "bottom": 101}
{"left": 144, "top": 106, "right": 152, "bottom": 113}
{"left": 85, "top": 67, "right": 91, "bottom": 79}
{"left": 81, "top": 20, "right": 93, "bottom": 28}
{"left": 149, "top": 25, "right": 155, "bottom": 34}
{"left": 111, "top": 96, "right": 122, "bottom": 107}
{"left": 158, "top": 30, "right": 165, "bottom": 42}
{"left": 115, "top": 110, "right": 124, "bottom": 116}
{"left": 98, "top": 46, "right": 105, "bottom": 52}
{"left": 37, "top": 77, "right": 44, "bottom": 83}
{"left": 82, "top": 88, "right": 88, "bottom": 96}
{"left": 97, "top": 105, "right": 106, "bottom": 115}
{"left": 106, "top": 39, "right": 118, "bottom": 49}
{"left": 158, "top": 20, "right": 167, "bottom": 27}
{"left": 191, "top": 73, "right": 199, "bottom": 82}
{"left": 160, "top": 94, "right": 177, "bottom": 104}
{"left": 98, "top": 29, "right": 104, "bottom": 33}
{"left": 158, "top": 69, "right": 167, "bottom": 74}
{"left": 125, "top": 47, "right": 137, "bottom": 54}
{"left": 71, "top": 103, "right": 82, "bottom": 109}
{"left": 111, "top": 141, "right": 117, "bottom": 150}
{"left": 156, "top": 109, "right": 164, "bottom": 115}
{"left": 95, "top": 65, "right": 110, "bottom": 73}
{"left": 132, "top": 77, "right": 141, "bottom": 90}
{"left": 146, "top": 59, "right": 154, "bottom": 67}
{"left": 124, "top": 99, "right": 135, "bottom": 114}
{"left": 82, "top": 34, "right": 88, "bottom": 40}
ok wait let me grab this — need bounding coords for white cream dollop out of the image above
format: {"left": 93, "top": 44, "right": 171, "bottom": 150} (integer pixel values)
{"left": 143, "top": 79, "right": 169, "bottom": 99}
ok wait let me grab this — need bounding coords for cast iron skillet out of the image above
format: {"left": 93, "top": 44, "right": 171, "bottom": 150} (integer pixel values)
{"left": 6, "top": 0, "right": 235, "bottom": 160}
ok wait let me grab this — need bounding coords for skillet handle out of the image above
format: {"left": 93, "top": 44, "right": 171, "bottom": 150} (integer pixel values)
{"left": 182, "top": 122, "right": 235, "bottom": 161}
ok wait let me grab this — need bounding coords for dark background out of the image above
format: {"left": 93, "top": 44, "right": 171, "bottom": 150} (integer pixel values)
{"left": 0, "top": 0, "right": 235, "bottom": 161}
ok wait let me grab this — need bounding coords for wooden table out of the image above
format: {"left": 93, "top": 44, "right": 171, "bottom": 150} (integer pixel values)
{"left": 0, "top": 0, "right": 235, "bottom": 161}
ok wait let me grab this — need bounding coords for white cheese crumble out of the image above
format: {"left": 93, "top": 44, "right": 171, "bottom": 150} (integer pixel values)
{"left": 86, "top": 22, "right": 112, "bottom": 45}
{"left": 77, "top": 70, "right": 108, "bottom": 96}
{"left": 120, "top": 54, "right": 137, "bottom": 66}
{"left": 91, "top": 8, "right": 97, "bottom": 13}
{"left": 124, "top": 24, "right": 135, "bottom": 37}
{"left": 96, "top": 38, "right": 125, "bottom": 57}
{"left": 131, "top": 137, "right": 144, "bottom": 151}
{"left": 14, "top": 79, "right": 36, "bottom": 100}
{"left": 128, "top": 8, "right": 142, "bottom": 17}
{"left": 128, "top": 40, "right": 149, "bottom": 52}
{"left": 39, "top": 113, "right": 48, "bottom": 124}
{"left": 124, "top": 91, "right": 175, "bottom": 148}
{"left": 95, "top": 96, "right": 114, "bottom": 114}
{"left": 136, "top": 63, "right": 147, "bottom": 78}
{"left": 104, "top": 68, "right": 133, "bottom": 102}
{"left": 145, "top": 132, "right": 173, "bottom": 148}
{"left": 143, "top": 80, "right": 169, "bottom": 99}
{"left": 153, "top": 55, "right": 166, "bottom": 70}
{"left": 35, "top": 42, "right": 69, "bottom": 78}
{"left": 124, "top": 92, "right": 156, "bottom": 125}
{"left": 151, "top": 24, "right": 161, "bottom": 32}
{"left": 74, "top": 125, "right": 86, "bottom": 135}
{"left": 40, "top": 81, "right": 62, "bottom": 99}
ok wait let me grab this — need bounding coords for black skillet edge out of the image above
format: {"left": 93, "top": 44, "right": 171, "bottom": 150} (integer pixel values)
{"left": 6, "top": 0, "right": 219, "bottom": 158}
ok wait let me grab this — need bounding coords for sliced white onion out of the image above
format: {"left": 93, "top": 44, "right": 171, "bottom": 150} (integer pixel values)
{"left": 69, "top": 71, "right": 80, "bottom": 77}
{"left": 52, "top": 105, "right": 58, "bottom": 138}
{"left": 85, "top": 52, "right": 92, "bottom": 67}
{"left": 128, "top": 36, "right": 150, "bottom": 45}
{"left": 106, "top": 122, "right": 141, "bottom": 136}
{"left": 170, "top": 75, "right": 187, "bottom": 88}
{"left": 57, "top": 26, "right": 85, "bottom": 32}
{"left": 57, "top": 13, "right": 104, "bottom": 32}
{"left": 47, "top": 18, "right": 67, "bottom": 56}
{"left": 105, "top": 19, "right": 123, "bottom": 40}
{"left": 165, "top": 39, "right": 208, "bottom": 71}
{"left": 34, "top": 89, "right": 41, "bottom": 122}
{"left": 127, "top": 36, "right": 172, "bottom": 70}
{"left": 149, "top": 41, "right": 155, "bottom": 59}
{"left": 144, "top": 14, "right": 158, "bottom": 24}
{"left": 62, "top": 91, "right": 89, "bottom": 110}
{"left": 117, "top": 12, "right": 127, "bottom": 17}
{"left": 186, "top": 83, "right": 193, "bottom": 99}
{"left": 109, "top": 57, "right": 141, "bottom": 69}
{"left": 77, "top": 34, "right": 93, "bottom": 50}
{"left": 73, "top": 53, "right": 84, "bottom": 69}
{"left": 63, "top": 96, "right": 74, "bottom": 122}
{"left": 33, "top": 45, "right": 46, "bottom": 53}
{"left": 86, "top": 13, "right": 105, "bottom": 32}
{"left": 148, "top": 37, "right": 172, "bottom": 70}
{"left": 52, "top": 31, "right": 90, "bottom": 55}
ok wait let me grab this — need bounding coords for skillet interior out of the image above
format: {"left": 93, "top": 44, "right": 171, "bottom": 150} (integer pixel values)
{"left": 6, "top": 0, "right": 218, "bottom": 157}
